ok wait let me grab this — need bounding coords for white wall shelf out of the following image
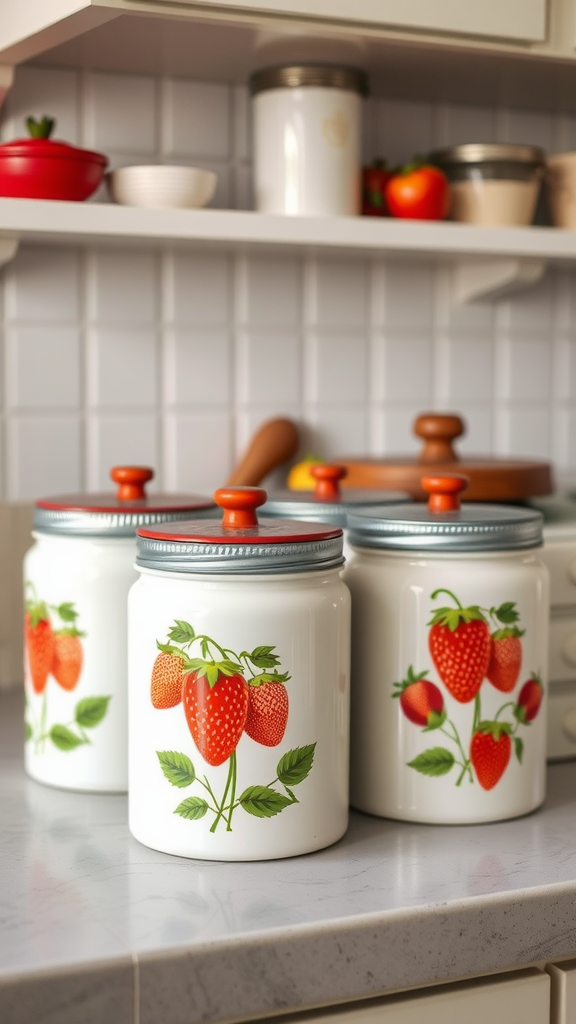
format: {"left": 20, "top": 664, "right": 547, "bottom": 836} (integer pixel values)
{"left": 1, "top": 198, "right": 576, "bottom": 301}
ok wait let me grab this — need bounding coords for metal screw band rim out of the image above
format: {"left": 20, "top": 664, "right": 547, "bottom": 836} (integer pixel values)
{"left": 249, "top": 64, "right": 369, "bottom": 97}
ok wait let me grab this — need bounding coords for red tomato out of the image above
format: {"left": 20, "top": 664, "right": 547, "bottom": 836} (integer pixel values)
{"left": 385, "top": 165, "right": 450, "bottom": 221}
{"left": 362, "top": 164, "right": 391, "bottom": 216}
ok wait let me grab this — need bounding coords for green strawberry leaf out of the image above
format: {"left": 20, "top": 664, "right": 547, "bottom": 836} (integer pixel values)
{"left": 249, "top": 670, "right": 290, "bottom": 686}
{"left": 393, "top": 665, "right": 431, "bottom": 693}
{"left": 477, "top": 719, "right": 512, "bottom": 741}
{"left": 277, "top": 743, "right": 316, "bottom": 786}
{"left": 407, "top": 747, "right": 455, "bottom": 777}
{"left": 239, "top": 786, "right": 292, "bottom": 818}
{"left": 514, "top": 736, "right": 524, "bottom": 764}
{"left": 174, "top": 796, "right": 209, "bottom": 820}
{"left": 157, "top": 750, "right": 196, "bottom": 788}
{"left": 50, "top": 724, "right": 85, "bottom": 751}
{"left": 491, "top": 627, "right": 525, "bottom": 640}
{"left": 428, "top": 590, "right": 487, "bottom": 629}
{"left": 156, "top": 641, "right": 184, "bottom": 657}
{"left": 423, "top": 708, "right": 447, "bottom": 732}
{"left": 26, "top": 599, "right": 51, "bottom": 628}
{"left": 75, "top": 696, "right": 111, "bottom": 728}
{"left": 24, "top": 721, "right": 32, "bottom": 742}
{"left": 492, "top": 602, "right": 520, "bottom": 626}
{"left": 206, "top": 664, "right": 219, "bottom": 687}
{"left": 168, "top": 620, "right": 196, "bottom": 645}
{"left": 218, "top": 659, "right": 243, "bottom": 676}
{"left": 54, "top": 602, "right": 79, "bottom": 623}
{"left": 283, "top": 786, "right": 299, "bottom": 803}
{"left": 242, "top": 646, "right": 281, "bottom": 669}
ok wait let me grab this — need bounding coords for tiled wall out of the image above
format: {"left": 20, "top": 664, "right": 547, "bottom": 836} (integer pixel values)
{"left": 2, "top": 64, "right": 576, "bottom": 499}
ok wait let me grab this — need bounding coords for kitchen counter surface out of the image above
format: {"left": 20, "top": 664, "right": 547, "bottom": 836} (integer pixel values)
{"left": 2, "top": 688, "right": 576, "bottom": 1024}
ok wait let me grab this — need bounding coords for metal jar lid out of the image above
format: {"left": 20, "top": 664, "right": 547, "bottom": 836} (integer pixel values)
{"left": 136, "top": 487, "right": 343, "bottom": 574}
{"left": 429, "top": 143, "right": 545, "bottom": 167}
{"left": 34, "top": 466, "right": 215, "bottom": 538}
{"left": 249, "top": 64, "right": 369, "bottom": 97}
{"left": 261, "top": 464, "right": 409, "bottom": 528}
{"left": 347, "top": 475, "right": 543, "bottom": 553}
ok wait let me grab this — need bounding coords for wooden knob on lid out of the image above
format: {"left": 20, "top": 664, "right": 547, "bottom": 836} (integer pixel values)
{"left": 414, "top": 413, "right": 464, "bottom": 464}
{"left": 214, "top": 487, "right": 267, "bottom": 529}
{"left": 422, "top": 474, "right": 469, "bottom": 513}
{"left": 310, "top": 464, "right": 347, "bottom": 501}
{"left": 110, "top": 466, "right": 154, "bottom": 501}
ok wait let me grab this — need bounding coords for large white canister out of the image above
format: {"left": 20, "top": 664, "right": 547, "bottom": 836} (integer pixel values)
{"left": 250, "top": 63, "right": 368, "bottom": 216}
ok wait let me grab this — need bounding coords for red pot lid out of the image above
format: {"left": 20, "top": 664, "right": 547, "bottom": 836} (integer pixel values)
{"left": 136, "top": 487, "right": 344, "bottom": 575}
{"left": 34, "top": 467, "right": 215, "bottom": 536}
{"left": 0, "top": 138, "right": 108, "bottom": 165}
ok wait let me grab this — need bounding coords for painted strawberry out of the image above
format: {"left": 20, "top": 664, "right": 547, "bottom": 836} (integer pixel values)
{"left": 245, "top": 673, "right": 289, "bottom": 746}
{"left": 24, "top": 610, "right": 55, "bottom": 694}
{"left": 486, "top": 602, "right": 525, "bottom": 693}
{"left": 393, "top": 666, "right": 445, "bottom": 728}
{"left": 428, "top": 589, "right": 491, "bottom": 703}
{"left": 470, "top": 721, "right": 511, "bottom": 790}
{"left": 151, "top": 651, "right": 186, "bottom": 709}
{"left": 183, "top": 666, "right": 248, "bottom": 767}
{"left": 52, "top": 632, "right": 83, "bottom": 691}
{"left": 515, "top": 672, "right": 543, "bottom": 724}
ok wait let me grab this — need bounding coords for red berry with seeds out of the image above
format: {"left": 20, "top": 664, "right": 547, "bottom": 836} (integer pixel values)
{"left": 393, "top": 666, "right": 445, "bottom": 728}
{"left": 183, "top": 669, "right": 248, "bottom": 767}
{"left": 515, "top": 672, "right": 543, "bottom": 724}
{"left": 52, "top": 632, "right": 83, "bottom": 691}
{"left": 245, "top": 678, "right": 289, "bottom": 747}
{"left": 470, "top": 722, "right": 511, "bottom": 790}
{"left": 151, "top": 652, "right": 186, "bottom": 709}
{"left": 486, "top": 602, "right": 524, "bottom": 693}
{"left": 24, "top": 608, "right": 55, "bottom": 695}
{"left": 428, "top": 588, "right": 491, "bottom": 703}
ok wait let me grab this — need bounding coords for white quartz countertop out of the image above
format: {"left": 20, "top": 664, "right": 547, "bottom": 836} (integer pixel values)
{"left": 2, "top": 689, "right": 576, "bottom": 1024}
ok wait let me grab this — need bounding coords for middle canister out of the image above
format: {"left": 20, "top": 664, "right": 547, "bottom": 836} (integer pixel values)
{"left": 345, "top": 474, "right": 549, "bottom": 825}
{"left": 260, "top": 463, "right": 409, "bottom": 561}
{"left": 128, "top": 485, "right": 351, "bottom": 861}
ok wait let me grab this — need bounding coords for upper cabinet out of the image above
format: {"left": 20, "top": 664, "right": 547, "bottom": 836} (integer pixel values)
{"left": 155, "top": 0, "right": 548, "bottom": 44}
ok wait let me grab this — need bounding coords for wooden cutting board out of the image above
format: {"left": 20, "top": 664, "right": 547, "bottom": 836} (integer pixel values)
{"left": 337, "top": 413, "right": 554, "bottom": 501}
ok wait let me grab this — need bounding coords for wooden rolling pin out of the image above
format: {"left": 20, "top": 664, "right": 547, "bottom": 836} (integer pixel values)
{"left": 226, "top": 418, "right": 300, "bottom": 487}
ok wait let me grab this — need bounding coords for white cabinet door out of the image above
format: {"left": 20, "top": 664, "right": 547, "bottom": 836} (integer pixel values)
{"left": 265, "top": 968, "right": 550, "bottom": 1024}
{"left": 153, "top": 0, "right": 547, "bottom": 43}
{"left": 548, "top": 959, "right": 576, "bottom": 1023}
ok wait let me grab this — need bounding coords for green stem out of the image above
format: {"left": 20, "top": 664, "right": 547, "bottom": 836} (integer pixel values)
{"left": 226, "top": 751, "right": 237, "bottom": 832}
{"left": 209, "top": 755, "right": 235, "bottom": 834}
{"left": 494, "top": 701, "right": 515, "bottom": 722}
{"left": 37, "top": 687, "right": 48, "bottom": 754}
{"left": 440, "top": 720, "right": 473, "bottom": 782}
{"left": 430, "top": 587, "right": 463, "bottom": 609}
{"left": 473, "top": 692, "right": 482, "bottom": 734}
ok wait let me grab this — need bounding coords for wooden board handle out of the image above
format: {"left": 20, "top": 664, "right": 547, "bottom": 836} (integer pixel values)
{"left": 226, "top": 418, "right": 300, "bottom": 487}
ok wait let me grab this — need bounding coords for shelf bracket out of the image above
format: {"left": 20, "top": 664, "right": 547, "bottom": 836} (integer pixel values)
{"left": 0, "top": 237, "right": 19, "bottom": 268}
{"left": 452, "top": 257, "right": 546, "bottom": 304}
{"left": 0, "top": 65, "right": 14, "bottom": 113}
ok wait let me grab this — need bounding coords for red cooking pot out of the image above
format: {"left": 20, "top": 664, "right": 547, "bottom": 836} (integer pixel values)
{"left": 0, "top": 115, "right": 108, "bottom": 201}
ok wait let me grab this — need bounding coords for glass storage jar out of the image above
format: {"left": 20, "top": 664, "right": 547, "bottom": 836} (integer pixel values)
{"left": 24, "top": 466, "right": 214, "bottom": 793}
{"left": 128, "top": 486, "right": 351, "bottom": 861}
{"left": 430, "top": 143, "right": 545, "bottom": 226}
{"left": 345, "top": 475, "right": 549, "bottom": 824}
{"left": 250, "top": 63, "right": 368, "bottom": 216}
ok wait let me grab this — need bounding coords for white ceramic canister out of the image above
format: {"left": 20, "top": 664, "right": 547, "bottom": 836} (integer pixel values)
{"left": 128, "top": 486, "right": 351, "bottom": 861}
{"left": 345, "top": 474, "right": 549, "bottom": 825}
{"left": 260, "top": 463, "right": 409, "bottom": 561}
{"left": 24, "top": 466, "right": 215, "bottom": 793}
{"left": 250, "top": 64, "right": 368, "bottom": 216}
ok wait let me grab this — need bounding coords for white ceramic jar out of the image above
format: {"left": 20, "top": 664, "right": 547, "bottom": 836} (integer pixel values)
{"left": 24, "top": 467, "right": 214, "bottom": 793}
{"left": 430, "top": 144, "right": 545, "bottom": 226}
{"left": 260, "top": 463, "right": 409, "bottom": 562}
{"left": 128, "top": 486, "right": 351, "bottom": 861}
{"left": 250, "top": 64, "right": 368, "bottom": 216}
{"left": 345, "top": 475, "right": 549, "bottom": 825}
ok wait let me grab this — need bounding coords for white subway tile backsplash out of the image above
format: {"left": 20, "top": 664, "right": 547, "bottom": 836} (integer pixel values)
{"left": 163, "top": 80, "right": 230, "bottom": 160}
{"left": 7, "top": 327, "right": 81, "bottom": 411}
{"left": 166, "top": 327, "right": 231, "bottom": 407}
{"left": 88, "top": 414, "right": 159, "bottom": 490}
{"left": 88, "top": 327, "right": 158, "bottom": 409}
{"left": 5, "top": 247, "right": 80, "bottom": 323}
{"left": 89, "top": 251, "right": 158, "bottom": 324}
{"left": 8, "top": 417, "right": 82, "bottom": 499}
{"left": 88, "top": 72, "right": 157, "bottom": 154}
{"left": 2, "top": 62, "right": 576, "bottom": 504}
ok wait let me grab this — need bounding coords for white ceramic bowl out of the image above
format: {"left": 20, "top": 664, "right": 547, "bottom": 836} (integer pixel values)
{"left": 546, "top": 152, "right": 576, "bottom": 229}
{"left": 106, "top": 165, "right": 217, "bottom": 209}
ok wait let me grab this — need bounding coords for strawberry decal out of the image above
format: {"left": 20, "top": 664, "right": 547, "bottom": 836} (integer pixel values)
{"left": 24, "top": 583, "right": 110, "bottom": 754}
{"left": 152, "top": 621, "right": 315, "bottom": 833}
{"left": 470, "top": 722, "right": 512, "bottom": 790}
{"left": 486, "top": 602, "right": 524, "bottom": 693}
{"left": 394, "top": 587, "right": 543, "bottom": 791}
{"left": 428, "top": 589, "right": 491, "bottom": 703}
